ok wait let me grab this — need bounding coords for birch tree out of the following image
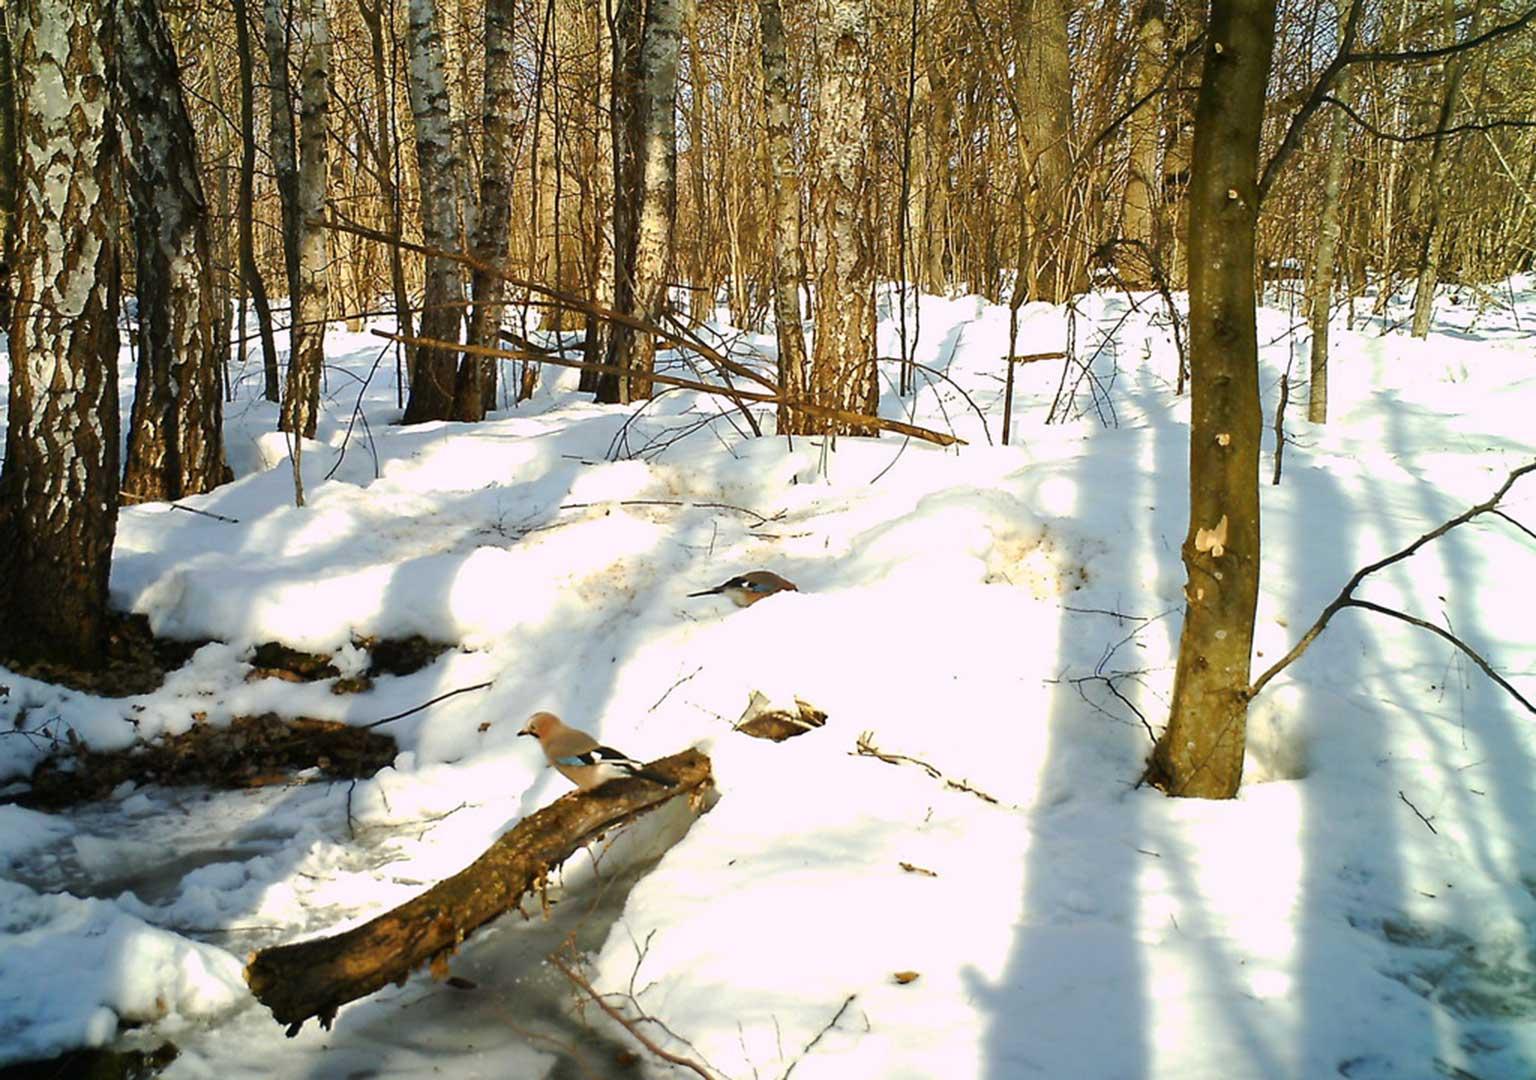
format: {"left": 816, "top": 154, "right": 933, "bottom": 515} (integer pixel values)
{"left": 0, "top": 0, "right": 121, "bottom": 667}
{"left": 809, "top": 0, "right": 877, "bottom": 432}
{"left": 118, "top": 0, "right": 231, "bottom": 501}
{"left": 401, "top": 0, "right": 468, "bottom": 423}
{"left": 456, "top": 0, "right": 517, "bottom": 419}
{"left": 1148, "top": 0, "right": 1276, "bottom": 799}
{"left": 280, "top": 0, "right": 330, "bottom": 437}
{"left": 602, "top": 0, "right": 686, "bottom": 402}
{"left": 263, "top": 0, "right": 302, "bottom": 301}
{"left": 233, "top": 0, "right": 282, "bottom": 402}
{"left": 758, "top": 0, "right": 809, "bottom": 434}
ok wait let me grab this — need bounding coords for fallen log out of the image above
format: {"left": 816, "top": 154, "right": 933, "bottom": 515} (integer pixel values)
{"left": 244, "top": 748, "right": 713, "bottom": 1034}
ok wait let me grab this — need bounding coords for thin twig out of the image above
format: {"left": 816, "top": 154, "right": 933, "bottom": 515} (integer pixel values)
{"left": 780, "top": 994, "right": 857, "bottom": 1080}
{"left": 549, "top": 953, "right": 717, "bottom": 1080}
{"left": 120, "top": 491, "right": 241, "bottom": 523}
{"left": 1398, "top": 790, "right": 1438, "bottom": 834}
{"left": 357, "top": 681, "right": 494, "bottom": 730}
{"left": 854, "top": 732, "right": 1002, "bottom": 805}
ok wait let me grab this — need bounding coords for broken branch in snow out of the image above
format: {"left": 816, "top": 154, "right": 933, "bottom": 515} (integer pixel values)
{"left": 1249, "top": 459, "right": 1536, "bottom": 709}
{"left": 1398, "top": 790, "right": 1439, "bottom": 834}
{"left": 549, "top": 947, "right": 719, "bottom": 1080}
{"left": 854, "top": 732, "right": 1001, "bottom": 805}
{"left": 244, "top": 749, "right": 713, "bottom": 1033}
{"left": 355, "top": 680, "right": 495, "bottom": 730}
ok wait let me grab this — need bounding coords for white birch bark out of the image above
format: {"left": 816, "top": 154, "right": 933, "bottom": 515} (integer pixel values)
{"left": 281, "top": 0, "right": 329, "bottom": 438}
{"left": 0, "top": 0, "right": 121, "bottom": 665}
{"left": 810, "top": 0, "right": 877, "bottom": 432}
{"left": 402, "top": 0, "right": 469, "bottom": 422}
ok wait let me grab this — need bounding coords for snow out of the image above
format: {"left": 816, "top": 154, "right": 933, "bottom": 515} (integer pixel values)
{"left": 2, "top": 277, "right": 1535, "bottom": 1077}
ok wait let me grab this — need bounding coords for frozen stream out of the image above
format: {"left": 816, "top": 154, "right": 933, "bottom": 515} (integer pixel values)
{"left": 8, "top": 778, "right": 711, "bottom": 1078}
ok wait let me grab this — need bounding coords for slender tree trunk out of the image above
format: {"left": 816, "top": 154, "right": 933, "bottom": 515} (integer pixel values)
{"left": 456, "top": 0, "right": 516, "bottom": 419}
{"left": 1307, "top": 65, "right": 1350, "bottom": 424}
{"left": 1410, "top": 0, "right": 1482, "bottom": 339}
{"left": 118, "top": 0, "right": 231, "bottom": 501}
{"left": 809, "top": 0, "right": 877, "bottom": 433}
{"left": 0, "top": 0, "right": 121, "bottom": 668}
{"left": 1013, "top": 0, "right": 1079, "bottom": 302}
{"left": 599, "top": 0, "right": 685, "bottom": 403}
{"left": 757, "top": 0, "right": 808, "bottom": 434}
{"left": 1123, "top": 0, "right": 1166, "bottom": 280}
{"left": 232, "top": 0, "right": 282, "bottom": 403}
{"left": 1148, "top": 0, "right": 1276, "bottom": 799}
{"left": 0, "top": 0, "right": 18, "bottom": 328}
{"left": 280, "top": 0, "right": 329, "bottom": 438}
{"left": 582, "top": 0, "right": 615, "bottom": 392}
{"left": 263, "top": 0, "right": 302, "bottom": 302}
{"left": 401, "top": 0, "right": 468, "bottom": 423}
{"left": 357, "top": 0, "right": 414, "bottom": 394}
{"left": 597, "top": 0, "right": 644, "bottom": 403}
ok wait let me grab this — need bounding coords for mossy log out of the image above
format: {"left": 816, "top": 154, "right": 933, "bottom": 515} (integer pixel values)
{"left": 244, "top": 748, "right": 713, "bottom": 1033}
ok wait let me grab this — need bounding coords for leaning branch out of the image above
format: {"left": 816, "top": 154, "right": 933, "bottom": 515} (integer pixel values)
{"left": 1248, "top": 459, "right": 1536, "bottom": 701}
{"left": 244, "top": 749, "right": 713, "bottom": 1033}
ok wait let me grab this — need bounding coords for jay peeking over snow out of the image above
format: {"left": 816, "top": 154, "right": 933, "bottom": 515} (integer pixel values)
{"left": 519, "top": 712, "right": 677, "bottom": 791}
{"left": 688, "top": 570, "right": 798, "bottom": 607}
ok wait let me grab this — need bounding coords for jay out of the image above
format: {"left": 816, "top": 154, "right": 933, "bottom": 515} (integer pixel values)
{"left": 688, "top": 570, "right": 798, "bottom": 607}
{"left": 519, "top": 712, "right": 676, "bottom": 791}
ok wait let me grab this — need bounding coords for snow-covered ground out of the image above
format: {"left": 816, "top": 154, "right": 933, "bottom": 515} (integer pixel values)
{"left": 2, "top": 277, "right": 1534, "bottom": 1078}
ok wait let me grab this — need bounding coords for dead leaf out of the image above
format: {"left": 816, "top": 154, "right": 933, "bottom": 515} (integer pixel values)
{"left": 898, "top": 862, "right": 938, "bottom": 877}
{"left": 893, "top": 971, "right": 920, "bottom": 985}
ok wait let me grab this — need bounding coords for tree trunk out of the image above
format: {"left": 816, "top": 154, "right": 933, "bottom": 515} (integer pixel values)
{"left": 0, "top": 0, "right": 121, "bottom": 668}
{"left": 118, "top": 0, "right": 231, "bottom": 502}
{"left": 456, "top": 0, "right": 516, "bottom": 420}
{"left": 1306, "top": 65, "right": 1350, "bottom": 424}
{"left": 1123, "top": 0, "right": 1166, "bottom": 281}
{"left": 262, "top": 0, "right": 302, "bottom": 303}
{"left": 401, "top": 0, "right": 468, "bottom": 424}
{"left": 602, "top": 0, "right": 685, "bottom": 402}
{"left": 1410, "top": 0, "right": 1482, "bottom": 339}
{"left": 757, "top": 0, "right": 809, "bottom": 435}
{"left": 0, "top": 0, "right": 18, "bottom": 328}
{"left": 1148, "top": 0, "right": 1275, "bottom": 799}
{"left": 809, "top": 0, "right": 877, "bottom": 434}
{"left": 280, "top": 0, "right": 329, "bottom": 438}
{"left": 597, "top": 0, "right": 644, "bottom": 403}
{"left": 232, "top": 0, "right": 282, "bottom": 404}
{"left": 356, "top": 0, "right": 414, "bottom": 399}
{"left": 582, "top": 0, "right": 615, "bottom": 392}
{"left": 1012, "top": 0, "right": 1080, "bottom": 303}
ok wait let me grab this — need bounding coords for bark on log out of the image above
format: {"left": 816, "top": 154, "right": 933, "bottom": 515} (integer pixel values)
{"left": 244, "top": 748, "right": 713, "bottom": 1033}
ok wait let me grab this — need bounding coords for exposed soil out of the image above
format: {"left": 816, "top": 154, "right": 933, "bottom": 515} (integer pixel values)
{"left": 13, "top": 713, "right": 397, "bottom": 811}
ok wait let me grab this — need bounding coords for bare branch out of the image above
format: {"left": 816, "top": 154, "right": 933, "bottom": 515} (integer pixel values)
{"left": 1249, "top": 460, "right": 1536, "bottom": 702}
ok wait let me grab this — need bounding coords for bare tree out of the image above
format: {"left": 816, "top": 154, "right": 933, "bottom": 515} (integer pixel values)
{"left": 808, "top": 0, "right": 877, "bottom": 433}
{"left": 456, "top": 0, "right": 517, "bottom": 419}
{"left": 232, "top": 0, "right": 282, "bottom": 403}
{"left": 1148, "top": 0, "right": 1276, "bottom": 799}
{"left": 401, "top": 0, "right": 468, "bottom": 423}
{"left": 0, "top": 0, "right": 121, "bottom": 667}
{"left": 601, "top": 0, "right": 686, "bottom": 402}
{"left": 1411, "top": 0, "right": 1485, "bottom": 338}
{"left": 280, "top": 0, "right": 330, "bottom": 438}
{"left": 263, "top": 0, "right": 302, "bottom": 301}
{"left": 757, "top": 0, "right": 809, "bottom": 434}
{"left": 118, "top": 0, "right": 232, "bottom": 501}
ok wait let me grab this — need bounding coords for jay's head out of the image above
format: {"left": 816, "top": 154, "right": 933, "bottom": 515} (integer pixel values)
{"left": 520, "top": 711, "right": 560, "bottom": 740}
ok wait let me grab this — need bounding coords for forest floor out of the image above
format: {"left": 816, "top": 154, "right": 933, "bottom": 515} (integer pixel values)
{"left": 2, "top": 277, "right": 1535, "bottom": 1078}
